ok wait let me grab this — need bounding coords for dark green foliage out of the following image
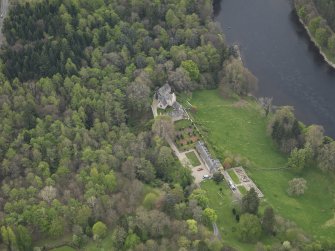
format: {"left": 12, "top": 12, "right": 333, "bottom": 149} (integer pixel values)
{"left": 237, "top": 213, "right": 262, "bottom": 243}
{"left": 2, "top": 0, "right": 91, "bottom": 81}
{"left": 269, "top": 106, "right": 303, "bottom": 153}
{"left": 241, "top": 188, "right": 259, "bottom": 215}
{"left": 262, "top": 207, "right": 275, "bottom": 235}
{"left": 314, "top": 0, "right": 335, "bottom": 31}
{"left": 16, "top": 225, "right": 33, "bottom": 251}
{"left": 213, "top": 171, "right": 224, "bottom": 184}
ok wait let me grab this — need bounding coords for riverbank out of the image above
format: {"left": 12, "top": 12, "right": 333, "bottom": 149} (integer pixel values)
{"left": 293, "top": 0, "right": 335, "bottom": 69}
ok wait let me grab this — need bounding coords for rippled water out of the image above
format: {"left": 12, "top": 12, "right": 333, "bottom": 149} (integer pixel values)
{"left": 215, "top": 0, "right": 335, "bottom": 137}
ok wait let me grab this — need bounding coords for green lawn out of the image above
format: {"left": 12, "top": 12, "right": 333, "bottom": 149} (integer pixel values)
{"left": 238, "top": 185, "right": 247, "bottom": 195}
{"left": 191, "top": 90, "right": 335, "bottom": 241}
{"left": 175, "top": 119, "right": 192, "bottom": 130}
{"left": 227, "top": 169, "right": 240, "bottom": 184}
{"left": 201, "top": 180, "right": 273, "bottom": 250}
{"left": 186, "top": 151, "right": 201, "bottom": 167}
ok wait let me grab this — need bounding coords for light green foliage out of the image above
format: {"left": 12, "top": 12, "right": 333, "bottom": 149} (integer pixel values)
{"left": 287, "top": 146, "right": 312, "bottom": 172}
{"left": 203, "top": 208, "right": 217, "bottom": 223}
{"left": 227, "top": 169, "right": 239, "bottom": 184}
{"left": 282, "top": 241, "right": 291, "bottom": 250}
{"left": 308, "top": 17, "right": 321, "bottom": 35}
{"left": 143, "top": 192, "right": 159, "bottom": 210}
{"left": 1, "top": 226, "right": 17, "bottom": 250}
{"left": 124, "top": 232, "right": 140, "bottom": 250}
{"left": 315, "top": 27, "right": 329, "bottom": 46}
{"left": 185, "top": 151, "right": 201, "bottom": 167}
{"left": 237, "top": 214, "right": 262, "bottom": 243}
{"left": 189, "top": 189, "right": 209, "bottom": 208}
{"left": 49, "top": 217, "right": 65, "bottom": 238}
{"left": 165, "top": 9, "right": 180, "bottom": 28}
{"left": 1, "top": 226, "right": 10, "bottom": 247}
{"left": 328, "top": 34, "right": 335, "bottom": 50}
{"left": 298, "top": 6, "right": 307, "bottom": 21}
{"left": 92, "top": 221, "right": 107, "bottom": 241}
{"left": 16, "top": 225, "right": 32, "bottom": 251}
{"left": 186, "top": 219, "right": 198, "bottom": 234}
{"left": 104, "top": 171, "right": 117, "bottom": 192}
{"left": 178, "top": 236, "right": 191, "bottom": 249}
{"left": 181, "top": 60, "right": 200, "bottom": 81}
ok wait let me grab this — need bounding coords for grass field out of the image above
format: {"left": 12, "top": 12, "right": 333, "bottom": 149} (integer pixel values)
{"left": 227, "top": 169, "right": 240, "bottom": 184}
{"left": 191, "top": 90, "right": 335, "bottom": 241}
{"left": 186, "top": 151, "right": 201, "bottom": 167}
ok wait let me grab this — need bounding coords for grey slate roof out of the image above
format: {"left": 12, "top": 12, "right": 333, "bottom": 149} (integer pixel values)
{"left": 157, "top": 83, "right": 172, "bottom": 96}
{"left": 156, "top": 83, "right": 174, "bottom": 109}
{"left": 196, "top": 141, "right": 221, "bottom": 173}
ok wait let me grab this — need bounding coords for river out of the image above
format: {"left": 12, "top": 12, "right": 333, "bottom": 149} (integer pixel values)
{"left": 214, "top": 0, "right": 335, "bottom": 137}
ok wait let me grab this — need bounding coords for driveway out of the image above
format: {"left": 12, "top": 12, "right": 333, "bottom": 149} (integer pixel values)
{"left": 167, "top": 139, "right": 210, "bottom": 184}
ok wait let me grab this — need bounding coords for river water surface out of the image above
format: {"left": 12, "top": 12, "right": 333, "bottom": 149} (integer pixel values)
{"left": 215, "top": 0, "right": 335, "bottom": 137}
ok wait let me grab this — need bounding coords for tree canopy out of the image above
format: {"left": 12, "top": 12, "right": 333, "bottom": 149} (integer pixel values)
{"left": 0, "top": 0, "right": 228, "bottom": 249}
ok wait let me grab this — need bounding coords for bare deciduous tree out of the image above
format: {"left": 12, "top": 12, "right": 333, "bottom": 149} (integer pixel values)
{"left": 258, "top": 97, "right": 273, "bottom": 117}
{"left": 287, "top": 178, "right": 307, "bottom": 196}
{"left": 220, "top": 58, "right": 258, "bottom": 97}
{"left": 40, "top": 186, "right": 57, "bottom": 204}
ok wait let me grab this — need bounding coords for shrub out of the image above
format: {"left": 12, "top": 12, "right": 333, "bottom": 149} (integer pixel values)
{"left": 287, "top": 178, "right": 307, "bottom": 196}
{"left": 232, "top": 208, "right": 236, "bottom": 215}
{"left": 213, "top": 172, "right": 224, "bottom": 184}
{"left": 223, "top": 157, "right": 233, "bottom": 169}
{"left": 237, "top": 214, "right": 261, "bottom": 243}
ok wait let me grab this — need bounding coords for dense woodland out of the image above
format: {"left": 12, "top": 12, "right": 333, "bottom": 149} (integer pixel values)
{"left": 1, "top": 0, "right": 335, "bottom": 250}
{"left": 295, "top": 0, "right": 335, "bottom": 61}
{"left": 0, "top": 0, "right": 230, "bottom": 250}
{"left": 313, "top": 0, "right": 335, "bottom": 31}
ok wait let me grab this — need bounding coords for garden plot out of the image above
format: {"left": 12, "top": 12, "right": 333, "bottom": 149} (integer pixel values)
{"left": 231, "top": 167, "right": 264, "bottom": 198}
{"left": 174, "top": 119, "right": 200, "bottom": 151}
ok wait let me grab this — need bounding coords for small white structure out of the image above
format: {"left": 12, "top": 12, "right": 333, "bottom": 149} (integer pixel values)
{"left": 155, "top": 83, "right": 176, "bottom": 109}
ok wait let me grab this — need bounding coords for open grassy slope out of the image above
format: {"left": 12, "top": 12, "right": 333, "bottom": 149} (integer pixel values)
{"left": 201, "top": 180, "right": 257, "bottom": 251}
{"left": 191, "top": 90, "right": 335, "bottom": 240}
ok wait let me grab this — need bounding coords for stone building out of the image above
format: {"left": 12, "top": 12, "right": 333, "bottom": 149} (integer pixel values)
{"left": 195, "top": 141, "right": 221, "bottom": 173}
